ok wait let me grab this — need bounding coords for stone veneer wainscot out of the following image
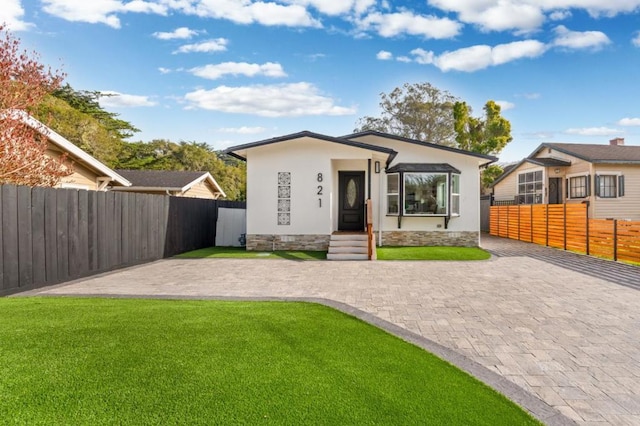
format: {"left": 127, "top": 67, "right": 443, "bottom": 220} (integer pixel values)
{"left": 247, "top": 234, "right": 331, "bottom": 251}
{"left": 381, "top": 231, "right": 478, "bottom": 247}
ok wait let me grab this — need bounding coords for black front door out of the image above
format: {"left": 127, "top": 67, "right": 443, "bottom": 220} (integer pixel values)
{"left": 549, "top": 177, "right": 562, "bottom": 204}
{"left": 338, "top": 171, "right": 365, "bottom": 231}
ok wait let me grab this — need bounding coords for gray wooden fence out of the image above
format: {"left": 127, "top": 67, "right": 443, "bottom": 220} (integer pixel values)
{"left": 0, "top": 184, "right": 245, "bottom": 295}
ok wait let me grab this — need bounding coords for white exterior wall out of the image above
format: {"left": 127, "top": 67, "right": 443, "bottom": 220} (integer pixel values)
{"left": 351, "top": 134, "right": 483, "bottom": 233}
{"left": 246, "top": 137, "right": 377, "bottom": 236}
{"left": 216, "top": 208, "right": 247, "bottom": 247}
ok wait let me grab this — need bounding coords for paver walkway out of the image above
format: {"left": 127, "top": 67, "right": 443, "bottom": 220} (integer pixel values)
{"left": 481, "top": 234, "right": 640, "bottom": 290}
{"left": 21, "top": 238, "right": 640, "bottom": 425}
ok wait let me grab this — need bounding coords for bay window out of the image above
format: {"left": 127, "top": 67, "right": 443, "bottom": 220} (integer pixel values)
{"left": 385, "top": 163, "right": 461, "bottom": 218}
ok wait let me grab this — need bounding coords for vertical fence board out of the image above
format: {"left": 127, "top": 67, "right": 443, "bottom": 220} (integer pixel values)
{"left": 31, "top": 187, "right": 46, "bottom": 285}
{"left": 113, "top": 193, "right": 122, "bottom": 266}
{"left": 2, "top": 185, "right": 18, "bottom": 290}
{"left": 120, "top": 193, "right": 130, "bottom": 265}
{"left": 96, "top": 191, "right": 107, "bottom": 271}
{"left": 56, "top": 189, "right": 70, "bottom": 281}
{"left": 67, "top": 190, "right": 80, "bottom": 278}
{"left": 44, "top": 188, "right": 58, "bottom": 283}
{"left": 77, "top": 190, "right": 89, "bottom": 276}
{"left": 87, "top": 191, "right": 98, "bottom": 272}
{"left": 17, "top": 186, "right": 33, "bottom": 288}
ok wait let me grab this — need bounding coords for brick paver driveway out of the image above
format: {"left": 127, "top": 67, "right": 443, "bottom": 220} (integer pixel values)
{"left": 22, "top": 236, "right": 640, "bottom": 425}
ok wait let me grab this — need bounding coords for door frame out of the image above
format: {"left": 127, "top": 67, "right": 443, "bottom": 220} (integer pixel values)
{"left": 338, "top": 171, "right": 365, "bottom": 231}
{"left": 548, "top": 177, "right": 562, "bottom": 204}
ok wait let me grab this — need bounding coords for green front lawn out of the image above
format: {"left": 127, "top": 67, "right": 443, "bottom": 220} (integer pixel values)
{"left": 377, "top": 246, "right": 491, "bottom": 260}
{"left": 177, "top": 246, "right": 326, "bottom": 260}
{"left": 0, "top": 298, "right": 538, "bottom": 425}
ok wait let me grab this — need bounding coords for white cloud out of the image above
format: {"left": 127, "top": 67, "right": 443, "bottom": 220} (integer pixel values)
{"left": 428, "top": 0, "right": 543, "bottom": 32}
{"left": 396, "top": 56, "right": 412, "bottom": 63}
{"left": 217, "top": 126, "right": 267, "bottom": 134}
{"left": 158, "top": 67, "right": 172, "bottom": 74}
{"left": 633, "top": 31, "right": 640, "bottom": 47}
{"left": 0, "top": 0, "right": 30, "bottom": 31}
{"left": 184, "top": 83, "right": 356, "bottom": 117}
{"left": 427, "top": 0, "right": 640, "bottom": 33}
{"left": 431, "top": 40, "right": 546, "bottom": 72}
{"left": 618, "top": 118, "right": 640, "bottom": 126}
{"left": 99, "top": 91, "right": 157, "bottom": 107}
{"left": 356, "top": 11, "right": 461, "bottom": 39}
{"left": 190, "top": 1, "right": 321, "bottom": 28}
{"left": 283, "top": 0, "right": 375, "bottom": 16}
{"left": 41, "top": 0, "right": 167, "bottom": 28}
{"left": 495, "top": 100, "right": 515, "bottom": 111}
{"left": 174, "top": 38, "right": 228, "bottom": 54}
{"left": 549, "top": 10, "right": 571, "bottom": 20}
{"left": 409, "top": 48, "right": 434, "bottom": 64}
{"left": 189, "top": 62, "right": 287, "bottom": 80}
{"left": 565, "top": 127, "right": 619, "bottom": 136}
{"left": 376, "top": 50, "right": 393, "bottom": 60}
{"left": 153, "top": 27, "right": 199, "bottom": 40}
{"left": 553, "top": 25, "right": 611, "bottom": 50}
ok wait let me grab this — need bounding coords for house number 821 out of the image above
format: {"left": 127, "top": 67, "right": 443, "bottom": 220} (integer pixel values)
{"left": 317, "top": 173, "right": 323, "bottom": 207}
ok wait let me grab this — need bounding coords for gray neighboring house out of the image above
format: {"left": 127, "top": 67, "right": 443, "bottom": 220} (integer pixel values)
{"left": 111, "top": 170, "right": 226, "bottom": 199}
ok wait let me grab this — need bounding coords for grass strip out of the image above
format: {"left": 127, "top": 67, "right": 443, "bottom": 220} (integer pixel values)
{"left": 377, "top": 246, "right": 491, "bottom": 260}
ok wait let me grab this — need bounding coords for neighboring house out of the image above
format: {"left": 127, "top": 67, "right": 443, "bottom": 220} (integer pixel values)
{"left": 224, "top": 130, "right": 495, "bottom": 253}
{"left": 492, "top": 138, "right": 640, "bottom": 220}
{"left": 111, "top": 170, "right": 226, "bottom": 200}
{"left": 15, "top": 111, "right": 131, "bottom": 191}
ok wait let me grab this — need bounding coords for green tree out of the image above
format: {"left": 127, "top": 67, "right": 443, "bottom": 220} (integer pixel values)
{"left": 354, "top": 82, "right": 458, "bottom": 145}
{"left": 481, "top": 164, "right": 504, "bottom": 190}
{"left": 453, "top": 100, "right": 512, "bottom": 155}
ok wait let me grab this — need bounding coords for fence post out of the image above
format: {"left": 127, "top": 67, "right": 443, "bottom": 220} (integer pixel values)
{"left": 585, "top": 203, "right": 590, "bottom": 256}
{"left": 613, "top": 219, "right": 618, "bottom": 261}
{"left": 545, "top": 204, "right": 549, "bottom": 247}
{"left": 517, "top": 205, "right": 521, "bottom": 241}
{"left": 530, "top": 206, "right": 533, "bottom": 242}
{"left": 563, "top": 203, "right": 567, "bottom": 251}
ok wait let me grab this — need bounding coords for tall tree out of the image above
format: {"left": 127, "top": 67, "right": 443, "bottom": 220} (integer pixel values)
{"left": 0, "top": 24, "right": 70, "bottom": 186}
{"left": 354, "top": 82, "right": 458, "bottom": 145}
{"left": 453, "top": 100, "right": 512, "bottom": 155}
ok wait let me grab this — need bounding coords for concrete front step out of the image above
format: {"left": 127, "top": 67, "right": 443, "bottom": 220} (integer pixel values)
{"left": 330, "top": 239, "right": 368, "bottom": 247}
{"left": 328, "top": 246, "right": 368, "bottom": 254}
{"left": 326, "top": 253, "right": 369, "bottom": 261}
{"left": 330, "top": 233, "right": 368, "bottom": 241}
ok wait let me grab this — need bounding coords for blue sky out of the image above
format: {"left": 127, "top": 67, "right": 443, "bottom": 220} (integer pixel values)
{"left": 3, "top": 0, "right": 640, "bottom": 163}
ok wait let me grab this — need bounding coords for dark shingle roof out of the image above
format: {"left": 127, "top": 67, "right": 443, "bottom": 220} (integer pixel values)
{"left": 114, "top": 170, "right": 209, "bottom": 189}
{"left": 526, "top": 157, "right": 571, "bottom": 167}
{"left": 386, "top": 163, "right": 461, "bottom": 174}
{"left": 542, "top": 143, "right": 640, "bottom": 163}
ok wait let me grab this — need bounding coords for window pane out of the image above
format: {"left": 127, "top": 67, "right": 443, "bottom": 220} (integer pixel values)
{"left": 387, "top": 195, "right": 399, "bottom": 214}
{"left": 451, "top": 174, "right": 460, "bottom": 193}
{"left": 404, "top": 173, "right": 447, "bottom": 215}
{"left": 598, "top": 175, "right": 616, "bottom": 198}
{"left": 387, "top": 174, "right": 399, "bottom": 194}
{"left": 534, "top": 171, "right": 542, "bottom": 181}
{"left": 570, "top": 176, "right": 586, "bottom": 198}
{"left": 451, "top": 194, "right": 460, "bottom": 215}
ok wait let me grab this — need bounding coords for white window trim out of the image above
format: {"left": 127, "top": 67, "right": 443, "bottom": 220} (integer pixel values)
{"left": 516, "top": 168, "right": 544, "bottom": 205}
{"left": 451, "top": 174, "right": 460, "bottom": 217}
{"left": 386, "top": 173, "right": 399, "bottom": 216}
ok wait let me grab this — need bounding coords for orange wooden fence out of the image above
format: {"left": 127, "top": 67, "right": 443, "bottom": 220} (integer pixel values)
{"left": 489, "top": 204, "right": 640, "bottom": 264}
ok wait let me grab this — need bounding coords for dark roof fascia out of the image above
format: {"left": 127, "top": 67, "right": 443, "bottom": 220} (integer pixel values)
{"left": 490, "top": 159, "right": 527, "bottom": 187}
{"left": 342, "top": 130, "right": 498, "bottom": 164}
{"left": 386, "top": 163, "right": 461, "bottom": 174}
{"left": 525, "top": 158, "right": 572, "bottom": 167}
{"left": 223, "top": 130, "right": 397, "bottom": 161}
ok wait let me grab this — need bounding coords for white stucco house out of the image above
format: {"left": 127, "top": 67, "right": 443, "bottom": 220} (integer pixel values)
{"left": 225, "top": 130, "right": 496, "bottom": 257}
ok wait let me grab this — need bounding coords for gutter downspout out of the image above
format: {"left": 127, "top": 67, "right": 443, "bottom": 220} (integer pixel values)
{"left": 378, "top": 162, "right": 383, "bottom": 247}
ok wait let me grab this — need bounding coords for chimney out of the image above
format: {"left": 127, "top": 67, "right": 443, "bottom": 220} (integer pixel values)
{"left": 610, "top": 137, "right": 625, "bottom": 146}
